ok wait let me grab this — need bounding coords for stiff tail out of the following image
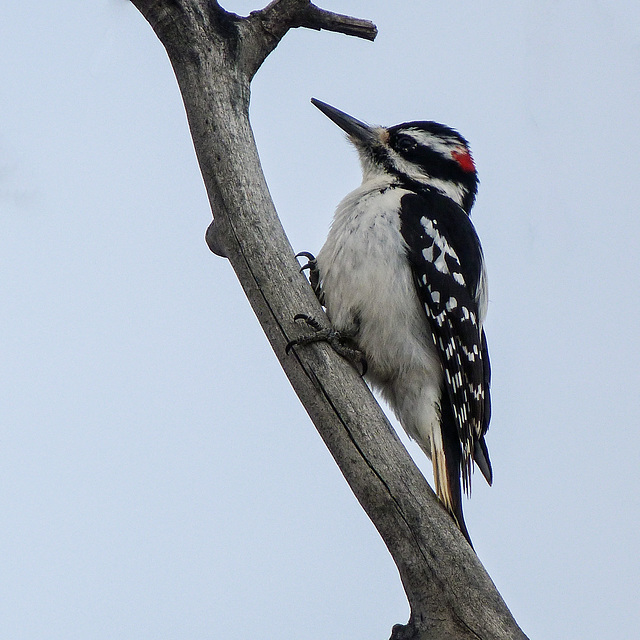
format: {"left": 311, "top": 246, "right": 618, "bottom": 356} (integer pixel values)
{"left": 474, "top": 436, "right": 493, "bottom": 486}
{"left": 429, "top": 402, "right": 473, "bottom": 547}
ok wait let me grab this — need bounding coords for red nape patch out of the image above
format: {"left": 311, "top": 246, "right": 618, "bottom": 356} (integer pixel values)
{"left": 452, "top": 148, "right": 475, "bottom": 172}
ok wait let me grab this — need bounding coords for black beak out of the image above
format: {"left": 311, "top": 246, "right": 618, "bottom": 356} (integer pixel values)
{"left": 311, "top": 98, "right": 377, "bottom": 146}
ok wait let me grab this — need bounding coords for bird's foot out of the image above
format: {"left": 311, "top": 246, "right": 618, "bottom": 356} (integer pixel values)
{"left": 286, "top": 313, "right": 367, "bottom": 376}
{"left": 296, "top": 252, "right": 323, "bottom": 302}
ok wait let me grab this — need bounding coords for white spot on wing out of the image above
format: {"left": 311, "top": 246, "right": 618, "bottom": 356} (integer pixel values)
{"left": 420, "top": 217, "right": 462, "bottom": 279}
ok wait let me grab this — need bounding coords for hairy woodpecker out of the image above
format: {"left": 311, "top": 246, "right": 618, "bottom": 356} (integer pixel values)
{"left": 300, "top": 99, "right": 492, "bottom": 544}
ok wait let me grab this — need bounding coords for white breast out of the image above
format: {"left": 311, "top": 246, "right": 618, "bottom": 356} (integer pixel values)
{"left": 316, "top": 177, "right": 443, "bottom": 449}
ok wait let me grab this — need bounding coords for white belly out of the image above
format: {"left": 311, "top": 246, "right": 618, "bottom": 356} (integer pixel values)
{"left": 316, "top": 178, "right": 443, "bottom": 452}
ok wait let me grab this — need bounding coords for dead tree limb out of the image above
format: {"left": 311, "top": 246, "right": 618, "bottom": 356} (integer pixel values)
{"left": 129, "top": 1, "right": 528, "bottom": 638}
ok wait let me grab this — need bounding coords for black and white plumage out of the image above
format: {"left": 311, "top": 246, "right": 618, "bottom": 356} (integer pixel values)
{"left": 309, "top": 99, "right": 492, "bottom": 544}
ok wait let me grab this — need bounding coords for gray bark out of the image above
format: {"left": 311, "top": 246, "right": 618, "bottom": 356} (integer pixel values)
{"left": 129, "top": 1, "right": 529, "bottom": 638}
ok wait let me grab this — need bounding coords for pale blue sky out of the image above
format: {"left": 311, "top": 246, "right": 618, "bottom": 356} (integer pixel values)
{"left": 1, "top": 1, "right": 639, "bottom": 638}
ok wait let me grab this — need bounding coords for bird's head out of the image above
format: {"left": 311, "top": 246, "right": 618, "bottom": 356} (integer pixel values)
{"left": 311, "top": 98, "right": 478, "bottom": 214}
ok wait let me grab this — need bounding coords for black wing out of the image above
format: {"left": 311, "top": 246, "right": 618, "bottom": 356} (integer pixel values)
{"left": 399, "top": 191, "right": 491, "bottom": 490}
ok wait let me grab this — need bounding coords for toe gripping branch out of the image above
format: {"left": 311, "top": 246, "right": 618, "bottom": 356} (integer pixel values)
{"left": 285, "top": 314, "right": 367, "bottom": 376}
{"left": 290, "top": 252, "right": 366, "bottom": 375}
{"left": 296, "top": 252, "right": 323, "bottom": 304}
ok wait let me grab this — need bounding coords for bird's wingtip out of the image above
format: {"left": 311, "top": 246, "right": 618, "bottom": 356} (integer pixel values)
{"left": 474, "top": 438, "right": 493, "bottom": 485}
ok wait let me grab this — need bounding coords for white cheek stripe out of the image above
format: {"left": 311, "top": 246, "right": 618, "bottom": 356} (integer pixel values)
{"left": 388, "top": 150, "right": 466, "bottom": 206}
{"left": 404, "top": 129, "right": 459, "bottom": 156}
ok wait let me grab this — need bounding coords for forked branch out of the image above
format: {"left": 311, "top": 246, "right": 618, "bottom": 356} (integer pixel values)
{"left": 243, "top": 0, "right": 377, "bottom": 77}
{"left": 128, "top": 1, "right": 528, "bottom": 638}
{"left": 255, "top": 0, "right": 377, "bottom": 40}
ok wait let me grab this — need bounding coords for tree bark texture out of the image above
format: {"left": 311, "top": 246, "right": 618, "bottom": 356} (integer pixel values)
{"left": 129, "top": 2, "right": 529, "bottom": 638}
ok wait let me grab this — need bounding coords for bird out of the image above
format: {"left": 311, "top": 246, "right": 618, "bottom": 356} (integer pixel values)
{"left": 295, "top": 98, "right": 493, "bottom": 545}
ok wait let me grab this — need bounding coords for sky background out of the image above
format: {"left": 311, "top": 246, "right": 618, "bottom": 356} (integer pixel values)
{"left": 1, "top": 1, "right": 639, "bottom": 638}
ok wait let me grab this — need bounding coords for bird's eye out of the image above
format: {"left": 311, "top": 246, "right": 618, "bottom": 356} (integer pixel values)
{"left": 395, "top": 135, "right": 416, "bottom": 153}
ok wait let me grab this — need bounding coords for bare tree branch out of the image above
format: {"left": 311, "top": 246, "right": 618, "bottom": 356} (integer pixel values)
{"left": 243, "top": 1, "right": 377, "bottom": 79}
{"left": 128, "top": 1, "right": 529, "bottom": 638}
{"left": 256, "top": 0, "right": 377, "bottom": 40}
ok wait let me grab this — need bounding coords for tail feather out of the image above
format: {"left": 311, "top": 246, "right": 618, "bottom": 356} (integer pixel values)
{"left": 474, "top": 436, "right": 493, "bottom": 485}
{"left": 432, "top": 447, "right": 472, "bottom": 547}
{"left": 429, "top": 403, "right": 473, "bottom": 547}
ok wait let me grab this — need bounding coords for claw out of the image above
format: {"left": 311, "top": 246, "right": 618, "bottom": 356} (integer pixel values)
{"left": 293, "top": 313, "right": 322, "bottom": 329}
{"left": 296, "top": 252, "right": 317, "bottom": 275}
{"left": 296, "top": 251, "right": 317, "bottom": 262}
{"left": 286, "top": 314, "right": 367, "bottom": 376}
{"left": 295, "top": 251, "right": 323, "bottom": 302}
